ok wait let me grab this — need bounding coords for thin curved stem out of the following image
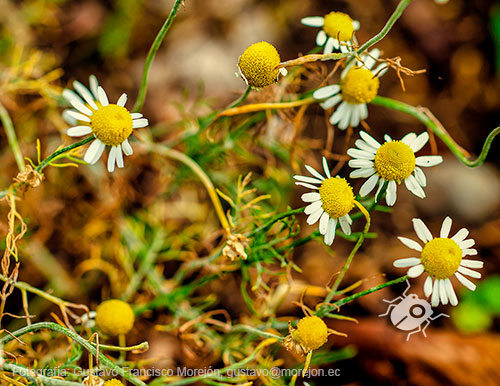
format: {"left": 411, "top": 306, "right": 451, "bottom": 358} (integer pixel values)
{"left": 371, "top": 96, "right": 500, "bottom": 167}
{"left": 0, "top": 101, "right": 25, "bottom": 171}
{"left": 133, "top": 0, "right": 184, "bottom": 112}
{"left": 35, "top": 137, "right": 94, "bottom": 173}
{"left": 228, "top": 85, "right": 251, "bottom": 108}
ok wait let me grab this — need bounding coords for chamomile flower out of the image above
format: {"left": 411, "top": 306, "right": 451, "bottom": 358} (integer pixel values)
{"left": 301, "top": 12, "right": 360, "bottom": 54}
{"left": 63, "top": 76, "right": 148, "bottom": 172}
{"left": 236, "top": 41, "right": 288, "bottom": 89}
{"left": 294, "top": 157, "right": 355, "bottom": 245}
{"left": 347, "top": 131, "right": 443, "bottom": 206}
{"left": 394, "top": 217, "right": 482, "bottom": 307}
{"left": 313, "top": 49, "right": 388, "bottom": 130}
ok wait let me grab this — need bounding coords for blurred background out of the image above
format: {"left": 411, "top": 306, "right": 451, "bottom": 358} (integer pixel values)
{"left": 1, "top": 0, "right": 500, "bottom": 385}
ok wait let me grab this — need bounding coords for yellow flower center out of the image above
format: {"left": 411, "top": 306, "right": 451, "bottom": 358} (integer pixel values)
{"left": 238, "top": 41, "right": 281, "bottom": 89}
{"left": 323, "top": 12, "right": 355, "bottom": 41}
{"left": 374, "top": 141, "right": 416, "bottom": 182}
{"left": 91, "top": 104, "right": 133, "bottom": 146}
{"left": 420, "top": 238, "right": 462, "bottom": 279}
{"left": 341, "top": 67, "right": 379, "bottom": 104}
{"left": 95, "top": 299, "right": 135, "bottom": 336}
{"left": 294, "top": 316, "right": 329, "bottom": 351}
{"left": 318, "top": 177, "right": 354, "bottom": 218}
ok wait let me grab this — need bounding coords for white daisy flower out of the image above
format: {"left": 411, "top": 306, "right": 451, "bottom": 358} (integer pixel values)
{"left": 63, "top": 76, "right": 148, "bottom": 172}
{"left": 301, "top": 11, "right": 360, "bottom": 54}
{"left": 312, "top": 49, "right": 388, "bottom": 130}
{"left": 294, "top": 157, "right": 355, "bottom": 245}
{"left": 394, "top": 217, "right": 482, "bottom": 307}
{"left": 347, "top": 131, "right": 443, "bottom": 206}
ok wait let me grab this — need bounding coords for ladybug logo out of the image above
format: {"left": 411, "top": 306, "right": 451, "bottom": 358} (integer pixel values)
{"left": 379, "top": 280, "right": 449, "bottom": 341}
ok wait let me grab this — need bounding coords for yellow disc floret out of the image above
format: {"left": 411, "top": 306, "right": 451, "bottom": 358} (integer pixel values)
{"left": 341, "top": 67, "right": 379, "bottom": 104}
{"left": 374, "top": 141, "right": 416, "bottom": 182}
{"left": 323, "top": 12, "right": 355, "bottom": 41}
{"left": 103, "top": 380, "right": 124, "bottom": 386}
{"left": 238, "top": 41, "right": 281, "bottom": 89}
{"left": 421, "top": 238, "right": 462, "bottom": 279}
{"left": 95, "top": 299, "right": 135, "bottom": 336}
{"left": 318, "top": 177, "right": 355, "bottom": 218}
{"left": 91, "top": 104, "right": 133, "bottom": 146}
{"left": 294, "top": 316, "right": 329, "bottom": 351}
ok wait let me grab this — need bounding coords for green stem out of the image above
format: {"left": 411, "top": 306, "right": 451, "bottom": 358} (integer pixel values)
{"left": 0, "top": 322, "right": 147, "bottom": 386}
{"left": 230, "top": 324, "right": 283, "bottom": 341}
{"left": 372, "top": 96, "right": 500, "bottom": 167}
{"left": 334, "top": 275, "right": 409, "bottom": 308}
{"left": 2, "top": 363, "right": 82, "bottom": 386}
{"left": 0, "top": 101, "right": 25, "bottom": 171}
{"left": 348, "top": 0, "right": 412, "bottom": 65}
{"left": 133, "top": 0, "right": 184, "bottom": 112}
{"left": 228, "top": 85, "right": 252, "bottom": 108}
{"left": 247, "top": 208, "right": 304, "bottom": 238}
{"left": 36, "top": 137, "right": 94, "bottom": 173}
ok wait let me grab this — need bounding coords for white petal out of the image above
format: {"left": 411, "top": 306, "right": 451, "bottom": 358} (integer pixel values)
{"left": 332, "top": 39, "right": 340, "bottom": 50}
{"left": 444, "top": 279, "right": 458, "bottom": 306}
{"left": 385, "top": 180, "right": 397, "bottom": 206}
{"left": 463, "top": 249, "right": 478, "bottom": 256}
{"left": 431, "top": 279, "right": 440, "bottom": 307}
{"left": 313, "top": 84, "right": 340, "bottom": 100}
{"left": 117, "top": 93, "right": 127, "bottom": 107}
{"left": 122, "top": 139, "right": 133, "bottom": 156}
{"left": 329, "top": 101, "right": 349, "bottom": 125}
{"left": 62, "top": 109, "right": 78, "bottom": 125}
{"left": 415, "top": 156, "right": 443, "bottom": 167}
{"left": 451, "top": 228, "right": 469, "bottom": 243}
{"left": 455, "top": 272, "right": 476, "bottom": 291}
{"left": 322, "top": 157, "right": 331, "bottom": 178}
{"left": 319, "top": 212, "right": 329, "bottom": 235}
{"left": 413, "top": 167, "right": 427, "bottom": 187}
{"left": 324, "top": 218, "right": 337, "bottom": 245}
{"left": 384, "top": 134, "right": 392, "bottom": 142}
{"left": 359, "top": 174, "right": 379, "bottom": 196}
{"left": 107, "top": 146, "right": 117, "bottom": 172}
{"left": 424, "top": 276, "right": 433, "bottom": 297}
{"left": 373, "top": 63, "right": 389, "bottom": 77}
{"left": 393, "top": 257, "right": 421, "bottom": 268}
{"left": 339, "top": 215, "right": 351, "bottom": 235}
{"left": 350, "top": 168, "right": 375, "bottom": 178}
{"left": 73, "top": 81, "right": 98, "bottom": 109}
{"left": 63, "top": 89, "right": 82, "bottom": 104}
{"left": 295, "top": 182, "right": 319, "bottom": 190}
{"left": 307, "top": 207, "right": 323, "bottom": 225}
{"left": 350, "top": 105, "right": 361, "bottom": 128}
{"left": 304, "top": 200, "right": 323, "bottom": 215}
{"left": 97, "top": 86, "right": 109, "bottom": 106}
{"left": 66, "top": 110, "right": 91, "bottom": 123}
{"left": 340, "top": 44, "right": 349, "bottom": 53}
{"left": 133, "top": 118, "right": 149, "bottom": 129}
{"left": 67, "top": 126, "right": 92, "bottom": 137}
{"left": 115, "top": 145, "right": 124, "bottom": 168}
{"left": 359, "top": 131, "right": 381, "bottom": 149}
{"left": 352, "top": 20, "right": 360, "bottom": 30}
{"left": 375, "top": 179, "right": 385, "bottom": 200}
{"left": 320, "top": 94, "right": 342, "bottom": 109}
{"left": 404, "top": 175, "right": 426, "bottom": 199}
{"left": 324, "top": 37, "right": 335, "bottom": 54}
{"left": 316, "top": 30, "right": 327, "bottom": 46}
{"left": 338, "top": 106, "right": 352, "bottom": 130}
{"left": 459, "top": 239, "right": 475, "bottom": 249}
{"left": 301, "top": 192, "right": 321, "bottom": 203}
{"left": 411, "top": 132, "right": 429, "bottom": 153}
{"left": 412, "top": 218, "right": 433, "bottom": 243}
{"left": 457, "top": 266, "right": 481, "bottom": 279}
{"left": 89, "top": 75, "right": 99, "bottom": 98}
{"left": 354, "top": 139, "right": 378, "bottom": 153}
{"left": 460, "top": 259, "right": 483, "bottom": 269}
{"left": 294, "top": 175, "right": 323, "bottom": 184}
{"left": 407, "top": 264, "right": 425, "bottom": 278}
{"left": 304, "top": 164, "right": 325, "bottom": 180}
{"left": 70, "top": 98, "right": 93, "bottom": 116}
{"left": 364, "top": 51, "right": 378, "bottom": 70}
{"left": 440, "top": 217, "right": 453, "bottom": 238}
{"left": 131, "top": 113, "right": 143, "bottom": 119}
{"left": 346, "top": 148, "right": 375, "bottom": 160}
{"left": 301, "top": 16, "right": 324, "bottom": 27}
{"left": 398, "top": 237, "right": 422, "bottom": 251}
{"left": 84, "top": 139, "right": 105, "bottom": 165}
{"left": 401, "top": 132, "right": 417, "bottom": 146}
{"left": 439, "top": 279, "right": 449, "bottom": 305}
{"left": 348, "top": 158, "right": 374, "bottom": 168}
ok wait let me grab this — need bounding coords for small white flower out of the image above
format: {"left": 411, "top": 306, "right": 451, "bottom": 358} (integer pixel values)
{"left": 294, "top": 157, "right": 355, "bottom": 245}
{"left": 313, "top": 49, "right": 388, "bottom": 130}
{"left": 394, "top": 217, "right": 482, "bottom": 307}
{"left": 347, "top": 131, "right": 443, "bottom": 206}
{"left": 301, "top": 11, "right": 360, "bottom": 54}
{"left": 63, "top": 75, "right": 148, "bottom": 172}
